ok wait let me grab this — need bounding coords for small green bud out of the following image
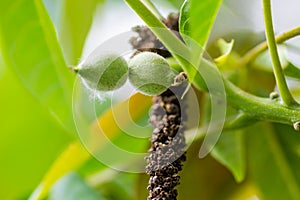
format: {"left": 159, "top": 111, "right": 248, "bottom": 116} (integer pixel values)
{"left": 76, "top": 54, "right": 128, "bottom": 91}
{"left": 128, "top": 52, "right": 176, "bottom": 96}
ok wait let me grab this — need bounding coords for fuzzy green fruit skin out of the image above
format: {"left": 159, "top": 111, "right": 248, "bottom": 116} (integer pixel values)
{"left": 78, "top": 54, "right": 128, "bottom": 91}
{"left": 128, "top": 52, "right": 176, "bottom": 96}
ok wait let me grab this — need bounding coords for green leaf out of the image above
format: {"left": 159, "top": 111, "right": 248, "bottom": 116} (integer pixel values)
{"left": 179, "top": 0, "right": 223, "bottom": 87}
{"left": 0, "top": 54, "right": 4, "bottom": 79}
{"left": 211, "top": 130, "right": 246, "bottom": 182}
{"left": 95, "top": 173, "right": 136, "bottom": 200}
{"left": 214, "top": 38, "right": 234, "bottom": 63}
{"left": 253, "top": 45, "right": 289, "bottom": 72}
{"left": 274, "top": 123, "right": 300, "bottom": 183}
{"left": 179, "top": 0, "right": 190, "bottom": 38}
{"left": 284, "top": 62, "right": 300, "bottom": 80}
{"left": 0, "top": 0, "right": 75, "bottom": 132}
{"left": 29, "top": 142, "right": 91, "bottom": 200}
{"left": 49, "top": 172, "right": 107, "bottom": 200}
{"left": 56, "top": 0, "right": 104, "bottom": 65}
{"left": 252, "top": 45, "right": 300, "bottom": 81}
{"left": 179, "top": 0, "right": 223, "bottom": 48}
{"left": 31, "top": 93, "right": 152, "bottom": 199}
{"left": 247, "top": 123, "right": 300, "bottom": 200}
{"left": 163, "top": 0, "right": 185, "bottom": 9}
{"left": 0, "top": 67, "right": 72, "bottom": 200}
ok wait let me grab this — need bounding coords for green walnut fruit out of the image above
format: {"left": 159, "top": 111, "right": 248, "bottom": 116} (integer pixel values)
{"left": 128, "top": 52, "right": 176, "bottom": 96}
{"left": 75, "top": 54, "right": 128, "bottom": 91}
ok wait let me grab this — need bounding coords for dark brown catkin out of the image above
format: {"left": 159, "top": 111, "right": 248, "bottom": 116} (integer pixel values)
{"left": 129, "top": 13, "right": 187, "bottom": 200}
{"left": 146, "top": 79, "right": 187, "bottom": 200}
{"left": 130, "top": 13, "right": 182, "bottom": 58}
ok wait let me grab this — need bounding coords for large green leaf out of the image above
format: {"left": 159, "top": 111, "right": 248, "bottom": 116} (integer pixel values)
{"left": 179, "top": 0, "right": 223, "bottom": 48}
{"left": 49, "top": 172, "right": 107, "bottom": 200}
{"left": 179, "top": 0, "right": 224, "bottom": 90}
{"left": 283, "top": 62, "right": 300, "bottom": 81}
{"left": 247, "top": 123, "right": 300, "bottom": 200}
{"left": 30, "top": 92, "right": 152, "bottom": 199}
{"left": 29, "top": 142, "right": 91, "bottom": 200}
{"left": 0, "top": 0, "right": 75, "bottom": 132}
{"left": 94, "top": 172, "right": 136, "bottom": 200}
{"left": 0, "top": 67, "right": 72, "bottom": 200}
{"left": 162, "top": 0, "right": 185, "bottom": 9}
{"left": 0, "top": 53, "right": 4, "bottom": 77}
{"left": 211, "top": 130, "right": 246, "bottom": 183}
{"left": 51, "top": 0, "right": 104, "bottom": 65}
{"left": 179, "top": 0, "right": 190, "bottom": 37}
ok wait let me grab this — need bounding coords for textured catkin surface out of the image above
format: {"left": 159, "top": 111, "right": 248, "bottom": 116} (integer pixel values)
{"left": 130, "top": 13, "right": 181, "bottom": 58}
{"left": 146, "top": 83, "right": 187, "bottom": 200}
{"left": 130, "top": 13, "right": 187, "bottom": 199}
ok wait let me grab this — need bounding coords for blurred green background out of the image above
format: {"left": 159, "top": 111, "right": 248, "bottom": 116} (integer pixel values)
{"left": 1, "top": 0, "right": 300, "bottom": 200}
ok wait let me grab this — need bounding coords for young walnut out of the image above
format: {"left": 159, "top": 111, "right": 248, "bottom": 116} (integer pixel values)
{"left": 75, "top": 54, "right": 128, "bottom": 91}
{"left": 128, "top": 52, "right": 176, "bottom": 96}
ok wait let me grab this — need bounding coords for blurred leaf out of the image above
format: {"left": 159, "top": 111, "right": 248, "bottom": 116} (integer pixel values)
{"left": 83, "top": 93, "right": 152, "bottom": 172}
{"left": 166, "top": 57, "right": 183, "bottom": 72}
{"left": 164, "top": 0, "right": 185, "bottom": 9}
{"left": 211, "top": 130, "right": 246, "bottom": 182}
{"left": 0, "top": 67, "right": 72, "bottom": 200}
{"left": 78, "top": 157, "right": 108, "bottom": 178}
{"left": 215, "top": 31, "right": 265, "bottom": 56}
{"left": 179, "top": 0, "right": 223, "bottom": 48}
{"left": 179, "top": 0, "right": 190, "bottom": 38}
{"left": 96, "top": 173, "right": 136, "bottom": 200}
{"left": 57, "top": 0, "right": 104, "bottom": 65}
{"left": 274, "top": 123, "right": 300, "bottom": 184}
{"left": 245, "top": 67, "right": 275, "bottom": 97}
{"left": 284, "top": 62, "right": 300, "bottom": 80}
{"left": 0, "top": 53, "right": 4, "bottom": 78}
{"left": 247, "top": 123, "right": 300, "bottom": 200}
{"left": 252, "top": 44, "right": 300, "bottom": 81}
{"left": 42, "top": 0, "right": 62, "bottom": 28}
{"left": 31, "top": 93, "right": 151, "bottom": 199}
{"left": 49, "top": 172, "right": 106, "bottom": 200}
{"left": 253, "top": 45, "right": 288, "bottom": 72}
{"left": 30, "top": 142, "right": 91, "bottom": 200}
{"left": 43, "top": 0, "right": 104, "bottom": 65}
{"left": 214, "top": 39, "right": 234, "bottom": 63}
{"left": 0, "top": 0, "right": 75, "bottom": 133}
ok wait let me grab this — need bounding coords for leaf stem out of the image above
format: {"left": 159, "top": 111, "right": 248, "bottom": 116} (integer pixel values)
{"left": 262, "top": 0, "right": 298, "bottom": 106}
{"left": 141, "top": 0, "right": 164, "bottom": 20}
{"left": 240, "top": 26, "right": 300, "bottom": 65}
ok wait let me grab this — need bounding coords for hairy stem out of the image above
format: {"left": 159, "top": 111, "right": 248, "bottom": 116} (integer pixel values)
{"left": 262, "top": 0, "right": 298, "bottom": 106}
